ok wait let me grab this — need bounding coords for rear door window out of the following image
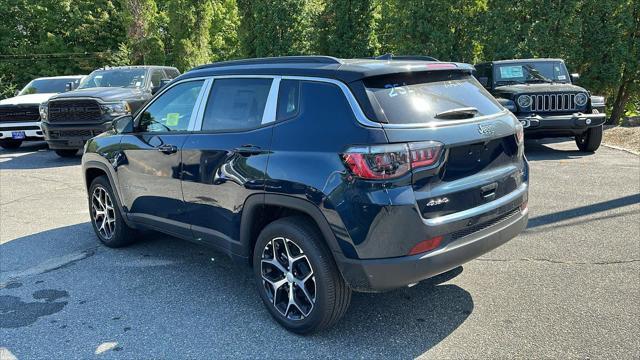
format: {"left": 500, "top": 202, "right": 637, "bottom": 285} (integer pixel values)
{"left": 364, "top": 72, "right": 502, "bottom": 124}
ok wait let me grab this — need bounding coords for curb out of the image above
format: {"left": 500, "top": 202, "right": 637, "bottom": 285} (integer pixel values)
{"left": 602, "top": 143, "right": 640, "bottom": 156}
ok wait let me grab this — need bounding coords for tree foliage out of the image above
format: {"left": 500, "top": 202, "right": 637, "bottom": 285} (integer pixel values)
{"left": 0, "top": 0, "right": 637, "bottom": 120}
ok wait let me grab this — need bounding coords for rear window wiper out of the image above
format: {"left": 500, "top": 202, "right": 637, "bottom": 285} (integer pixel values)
{"left": 435, "top": 107, "right": 479, "bottom": 120}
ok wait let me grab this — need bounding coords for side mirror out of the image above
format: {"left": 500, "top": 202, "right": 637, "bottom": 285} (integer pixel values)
{"left": 112, "top": 115, "right": 133, "bottom": 134}
{"left": 151, "top": 79, "right": 171, "bottom": 95}
{"left": 64, "top": 82, "right": 75, "bottom": 92}
{"left": 570, "top": 73, "right": 580, "bottom": 83}
{"left": 477, "top": 77, "right": 489, "bottom": 88}
{"left": 14, "top": 90, "right": 20, "bottom": 96}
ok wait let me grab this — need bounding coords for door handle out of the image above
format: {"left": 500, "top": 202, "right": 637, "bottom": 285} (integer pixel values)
{"left": 157, "top": 144, "right": 178, "bottom": 154}
{"left": 234, "top": 145, "right": 263, "bottom": 156}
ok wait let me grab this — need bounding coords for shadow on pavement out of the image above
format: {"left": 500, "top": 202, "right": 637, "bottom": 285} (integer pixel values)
{"left": 0, "top": 142, "right": 80, "bottom": 170}
{"left": 528, "top": 193, "right": 640, "bottom": 229}
{"left": 0, "top": 223, "right": 472, "bottom": 358}
{"left": 524, "top": 138, "right": 594, "bottom": 161}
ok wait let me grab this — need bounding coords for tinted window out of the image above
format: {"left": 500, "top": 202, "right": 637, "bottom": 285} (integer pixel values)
{"left": 138, "top": 80, "right": 204, "bottom": 132}
{"left": 364, "top": 72, "right": 502, "bottom": 124}
{"left": 202, "top": 78, "right": 272, "bottom": 131}
{"left": 494, "top": 62, "right": 570, "bottom": 85}
{"left": 78, "top": 69, "right": 147, "bottom": 89}
{"left": 150, "top": 70, "right": 165, "bottom": 87}
{"left": 18, "top": 78, "right": 81, "bottom": 95}
{"left": 276, "top": 80, "right": 300, "bottom": 121}
{"left": 165, "top": 68, "right": 180, "bottom": 78}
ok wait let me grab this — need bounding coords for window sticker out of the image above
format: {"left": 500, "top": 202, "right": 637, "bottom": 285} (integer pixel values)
{"left": 499, "top": 66, "right": 524, "bottom": 79}
{"left": 135, "top": 81, "right": 142, "bottom": 87}
{"left": 557, "top": 75, "right": 566, "bottom": 80}
{"left": 165, "top": 113, "right": 180, "bottom": 127}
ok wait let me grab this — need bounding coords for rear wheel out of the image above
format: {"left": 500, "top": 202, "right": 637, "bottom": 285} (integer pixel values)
{"left": 54, "top": 149, "right": 78, "bottom": 157}
{"left": 0, "top": 139, "right": 22, "bottom": 149}
{"left": 253, "top": 217, "right": 351, "bottom": 334}
{"left": 89, "top": 176, "right": 136, "bottom": 248}
{"left": 575, "top": 125, "right": 603, "bottom": 152}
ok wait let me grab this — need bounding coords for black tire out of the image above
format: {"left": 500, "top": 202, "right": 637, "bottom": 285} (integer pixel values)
{"left": 575, "top": 125, "right": 603, "bottom": 152}
{"left": 253, "top": 216, "right": 351, "bottom": 334}
{"left": 88, "top": 176, "right": 136, "bottom": 248}
{"left": 54, "top": 149, "right": 78, "bottom": 157}
{"left": 0, "top": 139, "right": 22, "bottom": 149}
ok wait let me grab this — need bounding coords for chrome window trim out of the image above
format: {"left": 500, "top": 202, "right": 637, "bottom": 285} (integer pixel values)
{"left": 191, "top": 78, "right": 213, "bottom": 131}
{"left": 132, "top": 76, "right": 210, "bottom": 133}
{"left": 262, "top": 76, "right": 281, "bottom": 124}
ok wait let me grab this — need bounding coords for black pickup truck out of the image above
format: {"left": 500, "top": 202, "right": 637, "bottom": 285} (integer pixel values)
{"left": 474, "top": 59, "right": 606, "bottom": 152}
{"left": 40, "top": 66, "right": 179, "bottom": 157}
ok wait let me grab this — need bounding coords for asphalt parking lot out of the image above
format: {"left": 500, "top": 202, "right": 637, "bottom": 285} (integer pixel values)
{"left": 1, "top": 140, "right": 638, "bottom": 359}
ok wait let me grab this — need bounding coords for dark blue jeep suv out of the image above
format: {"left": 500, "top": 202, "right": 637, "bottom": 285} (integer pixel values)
{"left": 81, "top": 56, "right": 529, "bottom": 334}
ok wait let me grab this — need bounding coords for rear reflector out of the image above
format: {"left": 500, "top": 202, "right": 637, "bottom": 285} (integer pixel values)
{"left": 408, "top": 236, "right": 443, "bottom": 255}
{"left": 342, "top": 141, "right": 443, "bottom": 180}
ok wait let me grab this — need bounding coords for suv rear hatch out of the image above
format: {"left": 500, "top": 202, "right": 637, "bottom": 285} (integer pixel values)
{"left": 359, "top": 67, "right": 526, "bottom": 223}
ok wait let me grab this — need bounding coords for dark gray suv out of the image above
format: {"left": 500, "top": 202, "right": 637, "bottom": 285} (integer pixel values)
{"left": 82, "top": 56, "right": 529, "bottom": 333}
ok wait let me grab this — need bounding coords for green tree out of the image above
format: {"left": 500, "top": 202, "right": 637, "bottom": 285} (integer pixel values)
{"left": 122, "top": 0, "right": 166, "bottom": 65}
{"left": 237, "top": 0, "right": 312, "bottom": 57}
{"left": 166, "top": 0, "right": 214, "bottom": 71}
{"left": 315, "top": 0, "right": 379, "bottom": 57}
{"left": 210, "top": 0, "right": 242, "bottom": 62}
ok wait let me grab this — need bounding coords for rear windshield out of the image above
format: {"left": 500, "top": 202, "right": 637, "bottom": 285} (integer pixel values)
{"left": 364, "top": 72, "right": 502, "bottom": 124}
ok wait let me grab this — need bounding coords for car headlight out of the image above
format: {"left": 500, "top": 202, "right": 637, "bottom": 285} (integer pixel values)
{"left": 517, "top": 95, "right": 532, "bottom": 108}
{"left": 39, "top": 103, "right": 48, "bottom": 121}
{"left": 100, "top": 101, "right": 131, "bottom": 116}
{"left": 575, "top": 93, "right": 588, "bottom": 107}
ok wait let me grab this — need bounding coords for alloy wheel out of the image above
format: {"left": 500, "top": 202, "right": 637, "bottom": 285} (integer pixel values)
{"left": 91, "top": 186, "right": 116, "bottom": 239}
{"left": 261, "top": 237, "right": 316, "bottom": 320}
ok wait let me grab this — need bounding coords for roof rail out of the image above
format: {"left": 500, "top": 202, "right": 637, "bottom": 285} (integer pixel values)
{"left": 193, "top": 56, "right": 343, "bottom": 70}
{"left": 370, "top": 54, "right": 439, "bottom": 62}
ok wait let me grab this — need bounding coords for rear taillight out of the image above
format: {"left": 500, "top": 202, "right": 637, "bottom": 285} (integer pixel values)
{"left": 408, "top": 236, "right": 443, "bottom": 255}
{"left": 342, "top": 141, "right": 443, "bottom": 180}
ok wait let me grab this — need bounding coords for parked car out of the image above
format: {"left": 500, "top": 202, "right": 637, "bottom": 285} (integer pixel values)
{"left": 0, "top": 76, "right": 84, "bottom": 149}
{"left": 40, "top": 65, "right": 180, "bottom": 157}
{"left": 81, "top": 56, "right": 529, "bottom": 334}
{"left": 474, "top": 58, "right": 606, "bottom": 152}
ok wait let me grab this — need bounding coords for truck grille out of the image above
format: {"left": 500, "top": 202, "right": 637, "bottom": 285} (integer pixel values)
{"left": 0, "top": 105, "right": 40, "bottom": 122}
{"left": 48, "top": 99, "right": 102, "bottom": 123}
{"left": 530, "top": 93, "right": 577, "bottom": 112}
{"left": 46, "top": 129, "right": 102, "bottom": 139}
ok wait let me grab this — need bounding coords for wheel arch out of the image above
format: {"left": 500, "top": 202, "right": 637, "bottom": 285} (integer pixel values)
{"left": 83, "top": 160, "right": 131, "bottom": 225}
{"left": 240, "top": 194, "right": 346, "bottom": 267}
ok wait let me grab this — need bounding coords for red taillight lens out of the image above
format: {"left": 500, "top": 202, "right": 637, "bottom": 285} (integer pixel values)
{"left": 342, "top": 141, "right": 443, "bottom": 180}
{"left": 409, "top": 141, "right": 443, "bottom": 168}
{"left": 408, "top": 236, "right": 443, "bottom": 255}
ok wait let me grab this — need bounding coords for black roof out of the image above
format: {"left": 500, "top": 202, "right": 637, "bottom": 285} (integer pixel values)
{"left": 181, "top": 56, "right": 473, "bottom": 84}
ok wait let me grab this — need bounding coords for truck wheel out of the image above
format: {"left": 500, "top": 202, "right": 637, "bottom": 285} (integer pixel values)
{"left": 54, "top": 149, "right": 78, "bottom": 157}
{"left": 88, "top": 176, "right": 137, "bottom": 248}
{"left": 253, "top": 216, "right": 351, "bottom": 334}
{"left": 575, "top": 125, "right": 603, "bottom": 152}
{"left": 0, "top": 139, "right": 22, "bottom": 149}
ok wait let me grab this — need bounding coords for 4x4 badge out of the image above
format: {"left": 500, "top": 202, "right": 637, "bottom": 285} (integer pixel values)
{"left": 478, "top": 123, "right": 496, "bottom": 136}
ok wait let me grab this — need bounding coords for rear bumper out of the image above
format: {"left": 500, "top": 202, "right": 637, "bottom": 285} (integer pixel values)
{"left": 518, "top": 112, "right": 606, "bottom": 136}
{"left": 340, "top": 197, "right": 528, "bottom": 292}
{"left": 42, "top": 121, "right": 111, "bottom": 149}
{"left": 0, "top": 121, "right": 44, "bottom": 140}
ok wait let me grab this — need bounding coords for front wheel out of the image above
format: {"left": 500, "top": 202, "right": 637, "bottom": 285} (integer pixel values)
{"left": 0, "top": 139, "right": 22, "bottom": 149}
{"left": 54, "top": 149, "right": 78, "bottom": 157}
{"left": 253, "top": 217, "right": 351, "bottom": 334}
{"left": 88, "top": 176, "right": 136, "bottom": 248}
{"left": 575, "top": 125, "right": 603, "bottom": 152}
